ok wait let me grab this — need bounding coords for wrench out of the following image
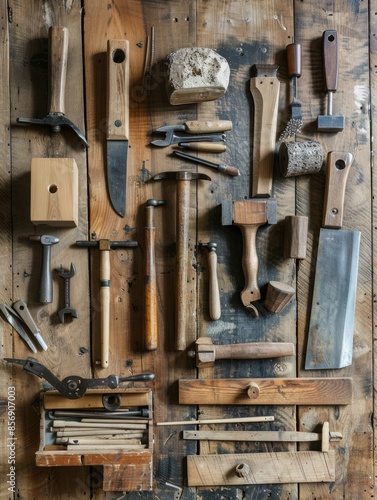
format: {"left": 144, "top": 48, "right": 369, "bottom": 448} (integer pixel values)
{"left": 151, "top": 124, "right": 227, "bottom": 147}
{"left": 58, "top": 263, "right": 78, "bottom": 323}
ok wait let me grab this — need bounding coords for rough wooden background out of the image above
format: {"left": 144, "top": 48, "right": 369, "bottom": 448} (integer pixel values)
{"left": 0, "top": 0, "right": 374, "bottom": 498}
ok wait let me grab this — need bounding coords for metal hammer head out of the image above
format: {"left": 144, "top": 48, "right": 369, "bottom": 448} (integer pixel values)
{"left": 146, "top": 199, "right": 167, "bottom": 208}
{"left": 150, "top": 125, "right": 186, "bottom": 147}
{"left": 221, "top": 199, "right": 277, "bottom": 226}
{"left": 29, "top": 234, "right": 60, "bottom": 246}
{"left": 316, "top": 114, "right": 345, "bottom": 132}
{"left": 151, "top": 170, "right": 211, "bottom": 182}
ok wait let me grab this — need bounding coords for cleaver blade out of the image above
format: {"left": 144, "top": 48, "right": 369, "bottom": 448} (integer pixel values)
{"left": 106, "top": 39, "right": 130, "bottom": 217}
{"left": 305, "top": 152, "right": 361, "bottom": 370}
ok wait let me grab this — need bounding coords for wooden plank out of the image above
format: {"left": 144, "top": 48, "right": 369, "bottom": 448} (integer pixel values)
{"left": 187, "top": 451, "right": 335, "bottom": 486}
{"left": 183, "top": 429, "right": 343, "bottom": 443}
{"left": 179, "top": 378, "right": 353, "bottom": 405}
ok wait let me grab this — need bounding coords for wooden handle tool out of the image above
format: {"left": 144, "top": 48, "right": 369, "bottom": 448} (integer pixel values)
{"left": 199, "top": 243, "right": 221, "bottom": 320}
{"left": 48, "top": 26, "right": 68, "bottom": 115}
{"left": 183, "top": 120, "right": 232, "bottom": 133}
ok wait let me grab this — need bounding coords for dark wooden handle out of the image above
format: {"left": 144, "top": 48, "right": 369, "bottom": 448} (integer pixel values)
{"left": 286, "top": 43, "right": 301, "bottom": 78}
{"left": 48, "top": 26, "right": 68, "bottom": 114}
{"left": 323, "top": 30, "right": 338, "bottom": 92}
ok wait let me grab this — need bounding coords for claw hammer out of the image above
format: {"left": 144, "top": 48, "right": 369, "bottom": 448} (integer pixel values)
{"left": 75, "top": 238, "right": 138, "bottom": 368}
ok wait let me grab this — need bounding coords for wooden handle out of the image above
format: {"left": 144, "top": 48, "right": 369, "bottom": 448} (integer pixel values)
{"left": 175, "top": 180, "right": 191, "bottom": 350}
{"left": 286, "top": 42, "right": 301, "bottom": 78}
{"left": 323, "top": 30, "right": 338, "bottom": 92}
{"left": 179, "top": 142, "right": 227, "bottom": 153}
{"left": 184, "top": 120, "right": 232, "bottom": 133}
{"left": 144, "top": 207, "right": 158, "bottom": 350}
{"left": 238, "top": 224, "right": 261, "bottom": 304}
{"left": 283, "top": 215, "right": 308, "bottom": 259}
{"left": 207, "top": 249, "right": 221, "bottom": 320}
{"left": 249, "top": 65, "right": 280, "bottom": 197}
{"left": 48, "top": 26, "right": 68, "bottom": 114}
{"left": 264, "top": 281, "right": 295, "bottom": 313}
{"left": 100, "top": 249, "right": 110, "bottom": 368}
{"left": 107, "top": 39, "right": 129, "bottom": 140}
{"left": 322, "top": 152, "right": 353, "bottom": 229}
{"left": 215, "top": 342, "right": 295, "bottom": 360}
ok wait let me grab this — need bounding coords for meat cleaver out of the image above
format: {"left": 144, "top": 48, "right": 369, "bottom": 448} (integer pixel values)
{"left": 305, "top": 152, "right": 361, "bottom": 370}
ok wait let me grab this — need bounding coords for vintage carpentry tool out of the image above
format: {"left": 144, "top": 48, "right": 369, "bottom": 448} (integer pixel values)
{"left": 188, "top": 337, "right": 295, "bottom": 367}
{"left": 4, "top": 357, "right": 154, "bottom": 399}
{"left": 173, "top": 150, "right": 240, "bottom": 176}
{"left": 106, "top": 39, "right": 130, "bottom": 217}
{"left": 317, "top": 30, "right": 345, "bottom": 132}
{"left": 150, "top": 171, "right": 210, "bottom": 350}
{"left": 305, "top": 152, "right": 360, "bottom": 369}
{"left": 76, "top": 238, "right": 138, "bottom": 368}
{"left": 279, "top": 42, "right": 303, "bottom": 140}
{"left": 151, "top": 120, "right": 230, "bottom": 147}
{"left": 17, "top": 26, "right": 88, "bottom": 147}
{"left": 0, "top": 302, "right": 47, "bottom": 352}
{"left": 29, "top": 234, "right": 59, "bottom": 303}
{"left": 198, "top": 243, "right": 221, "bottom": 320}
{"left": 144, "top": 199, "right": 166, "bottom": 351}
{"left": 57, "top": 263, "right": 78, "bottom": 323}
{"left": 178, "top": 141, "right": 227, "bottom": 153}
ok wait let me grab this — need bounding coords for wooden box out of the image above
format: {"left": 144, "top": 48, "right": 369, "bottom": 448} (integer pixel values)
{"left": 36, "top": 388, "right": 153, "bottom": 492}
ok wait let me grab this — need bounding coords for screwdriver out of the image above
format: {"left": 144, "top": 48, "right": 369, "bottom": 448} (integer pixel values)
{"left": 173, "top": 150, "right": 240, "bottom": 176}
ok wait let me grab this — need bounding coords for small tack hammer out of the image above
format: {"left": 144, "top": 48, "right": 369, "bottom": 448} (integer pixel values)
{"left": 150, "top": 170, "right": 211, "bottom": 350}
{"left": 75, "top": 238, "right": 138, "bottom": 368}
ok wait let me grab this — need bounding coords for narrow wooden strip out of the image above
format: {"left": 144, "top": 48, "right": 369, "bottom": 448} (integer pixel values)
{"left": 66, "top": 438, "right": 142, "bottom": 446}
{"left": 179, "top": 378, "right": 352, "bottom": 405}
{"left": 52, "top": 420, "right": 147, "bottom": 430}
{"left": 157, "top": 416, "right": 274, "bottom": 426}
{"left": 66, "top": 444, "right": 146, "bottom": 451}
{"left": 55, "top": 430, "right": 144, "bottom": 438}
{"left": 183, "top": 430, "right": 322, "bottom": 442}
{"left": 80, "top": 418, "right": 147, "bottom": 424}
{"left": 187, "top": 451, "right": 335, "bottom": 486}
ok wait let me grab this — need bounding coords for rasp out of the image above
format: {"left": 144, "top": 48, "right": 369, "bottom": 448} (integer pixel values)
{"left": 106, "top": 39, "right": 130, "bottom": 217}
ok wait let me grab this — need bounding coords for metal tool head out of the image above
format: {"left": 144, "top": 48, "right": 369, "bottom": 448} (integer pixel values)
{"left": 58, "top": 262, "right": 76, "bottom": 279}
{"left": 151, "top": 170, "right": 211, "bottom": 182}
{"left": 29, "top": 234, "right": 60, "bottom": 246}
{"left": 317, "top": 114, "right": 345, "bottom": 132}
{"left": 150, "top": 125, "right": 186, "bottom": 146}
{"left": 58, "top": 307, "right": 79, "bottom": 323}
{"left": 146, "top": 199, "right": 167, "bottom": 208}
{"left": 151, "top": 125, "right": 226, "bottom": 147}
{"left": 199, "top": 241, "right": 217, "bottom": 252}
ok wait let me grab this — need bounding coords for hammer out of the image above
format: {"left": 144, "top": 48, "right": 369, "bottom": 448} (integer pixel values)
{"left": 75, "top": 238, "right": 138, "bottom": 368}
{"left": 188, "top": 337, "right": 295, "bottom": 367}
{"left": 17, "top": 26, "right": 88, "bottom": 147}
{"left": 144, "top": 199, "right": 166, "bottom": 351}
{"left": 29, "top": 234, "right": 59, "bottom": 304}
{"left": 150, "top": 171, "right": 211, "bottom": 350}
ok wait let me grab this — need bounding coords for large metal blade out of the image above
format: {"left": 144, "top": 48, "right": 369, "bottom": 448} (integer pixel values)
{"left": 106, "top": 139, "right": 128, "bottom": 217}
{"left": 305, "top": 228, "right": 361, "bottom": 370}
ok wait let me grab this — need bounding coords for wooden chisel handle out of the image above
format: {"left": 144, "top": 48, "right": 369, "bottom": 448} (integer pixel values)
{"left": 48, "top": 26, "right": 68, "bottom": 115}
{"left": 207, "top": 249, "right": 221, "bottom": 320}
{"left": 286, "top": 43, "right": 301, "bottom": 78}
{"left": 184, "top": 120, "right": 232, "bottom": 133}
{"left": 178, "top": 142, "right": 227, "bottom": 153}
{"left": 323, "top": 30, "right": 338, "bottom": 92}
{"left": 144, "top": 207, "right": 157, "bottom": 351}
{"left": 322, "top": 152, "right": 353, "bottom": 229}
{"left": 100, "top": 248, "right": 110, "bottom": 368}
{"left": 215, "top": 342, "right": 295, "bottom": 360}
{"left": 107, "top": 39, "right": 129, "bottom": 141}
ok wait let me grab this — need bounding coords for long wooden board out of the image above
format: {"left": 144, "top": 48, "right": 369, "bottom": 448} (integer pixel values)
{"left": 187, "top": 451, "right": 335, "bottom": 486}
{"left": 179, "top": 378, "right": 352, "bottom": 405}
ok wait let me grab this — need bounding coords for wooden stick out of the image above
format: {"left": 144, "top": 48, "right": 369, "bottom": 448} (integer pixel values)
{"left": 53, "top": 420, "right": 147, "bottom": 430}
{"left": 183, "top": 429, "right": 343, "bottom": 442}
{"left": 67, "top": 438, "right": 142, "bottom": 446}
{"left": 157, "top": 416, "right": 274, "bottom": 426}
{"left": 80, "top": 418, "right": 147, "bottom": 425}
{"left": 66, "top": 444, "right": 146, "bottom": 451}
{"left": 54, "top": 429, "right": 145, "bottom": 437}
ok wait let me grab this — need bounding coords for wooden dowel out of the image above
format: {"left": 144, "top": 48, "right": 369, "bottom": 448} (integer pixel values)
{"left": 54, "top": 429, "right": 145, "bottom": 437}
{"left": 80, "top": 418, "right": 147, "bottom": 425}
{"left": 53, "top": 420, "right": 147, "bottom": 430}
{"left": 157, "top": 416, "right": 274, "bottom": 426}
{"left": 66, "top": 444, "right": 146, "bottom": 451}
{"left": 67, "top": 438, "right": 142, "bottom": 446}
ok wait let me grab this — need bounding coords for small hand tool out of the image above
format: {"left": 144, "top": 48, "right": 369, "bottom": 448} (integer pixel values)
{"left": 58, "top": 263, "right": 78, "bottom": 323}
{"left": 198, "top": 243, "right": 221, "bottom": 320}
{"left": 188, "top": 337, "right": 295, "bottom": 367}
{"left": 0, "top": 303, "right": 38, "bottom": 352}
{"left": 3, "top": 357, "right": 155, "bottom": 399}
{"left": 106, "top": 39, "right": 130, "bottom": 217}
{"left": 150, "top": 171, "right": 211, "bottom": 350}
{"left": 12, "top": 299, "right": 48, "bottom": 350}
{"left": 75, "top": 239, "right": 138, "bottom": 368}
{"left": 144, "top": 199, "right": 166, "bottom": 351}
{"left": 29, "top": 234, "right": 59, "bottom": 303}
{"left": 151, "top": 120, "right": 230, "bottom": 147}
{"left": 178, "top": 142, "right": 227, "bottom": 153}
{"left": 279, "top": 42, "right": 303, "bottom": 140}
{"left": 173, "top": 150, "right": 240, "bottom": 176}
{"left": 16, "top": 26, "right": 88, "bottom": 147}
{"left": 317, "top": 30, "right": 345, "bottom": 132}
{"left": 305, "top": 152, "right": 360, "bottom": 369}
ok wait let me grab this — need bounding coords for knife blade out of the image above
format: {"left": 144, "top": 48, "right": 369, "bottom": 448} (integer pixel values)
{"left": 106, "top": 39, "right": 130, "bottom": 217}
{"left": 305, "top": 152, "right": 361, "bottom": 370}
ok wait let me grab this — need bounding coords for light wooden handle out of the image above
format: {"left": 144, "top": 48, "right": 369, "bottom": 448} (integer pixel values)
{"left": 249, "top": 65, "right": 280, "bottom": 197}
{"left": 144, "top": 207, "right": 157, "bottom": 350}
{"left": 238, "top": 224, "right": 261, "bottom": 304}
{"left": 179, "top": 142, "right": 227, "bottom": 153}
{"left": 107, "top": 39, "right": 129, "bottom": 140}
{"left": 48, "top": 26, "right": 68, "bottom": 114}
{"left": 207, "top": 250, "right": 221, "bottom": 320}
{"left": 322, "top": 152, "right": 353, "bottom": 229}
{"left": 184, "top": 120, "right": 232, "bottom": 133}
{"left": 215, "top": 342, "right": 295, "bottom": 360}
{"left": 100, "top": 250, "right": 110, "bottom": 368}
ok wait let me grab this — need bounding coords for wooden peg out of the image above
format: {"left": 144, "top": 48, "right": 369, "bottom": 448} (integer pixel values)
{"left": 264, "top": 281, "right": 295, "bottom": 313}
{"left": 284, "top": 215, "right": 308, "bottom": 259}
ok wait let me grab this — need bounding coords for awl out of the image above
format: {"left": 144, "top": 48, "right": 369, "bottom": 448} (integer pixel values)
{"left": 106, "top": 39, "right": 130, "bottom": 217}
{"left": 305, "top": 152, "right": 360, "bottom": 369}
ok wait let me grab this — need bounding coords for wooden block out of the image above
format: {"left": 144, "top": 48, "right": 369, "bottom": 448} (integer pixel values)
{"left": 284, "top": 215, "right": 308, "bottom": 259}
{"left": 187, "top": 451, "right": 335, "bottom": 486}
{"left": 43, "top": 389, "right": 150, "bottom": 409}
{"left": 179, "top": 378, "right": 353, "bottom": 405}
{"left": 30, "top": 158, "right": 78, "bottom": 227}
{"left": 264, "top": 280, "right": 295, "bottom": 313}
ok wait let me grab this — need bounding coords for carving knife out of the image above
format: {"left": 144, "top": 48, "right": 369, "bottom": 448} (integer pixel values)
{"left": 305, "top": 152, "right": 361, "bottom": 370}
{"left": 106, "top": 39, "right": 130, "bottom": 217}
